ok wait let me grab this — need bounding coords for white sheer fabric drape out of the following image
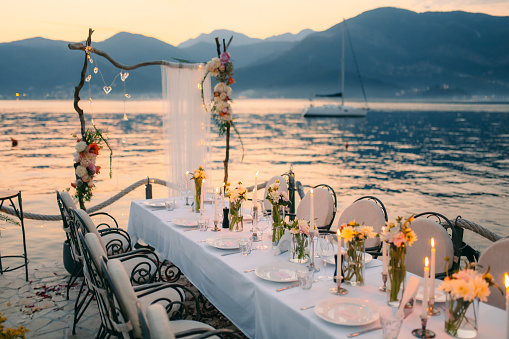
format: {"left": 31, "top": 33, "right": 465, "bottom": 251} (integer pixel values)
{"left": 161, "top": 65, "right": 211, "bottom": 197}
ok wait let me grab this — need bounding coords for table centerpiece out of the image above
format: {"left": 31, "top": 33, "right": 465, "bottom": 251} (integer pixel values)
{"left": 227, "top": 181, "right": 247, "bottom": 232}
{"left": 265, "top": 179, "right": 291, "bottom": 246}
{"left": 190, "top": 166, "right": 208, "bottom": 213}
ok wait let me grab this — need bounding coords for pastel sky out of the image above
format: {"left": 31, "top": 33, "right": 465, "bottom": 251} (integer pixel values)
{"left": 1, "top": 0, "right": 508, "bottom": 45}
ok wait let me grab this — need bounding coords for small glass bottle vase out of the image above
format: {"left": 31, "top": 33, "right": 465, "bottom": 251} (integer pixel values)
{"left": 229, "top": 201, "right": 243, "bottom": 232}
{"left": 194, "top": 182, "right": 202, "bottom": 213}
{"left": 445, "top": 295, "right": 479, "bottom": 338}
{"left": 289, "top": 233, "right": 309, "bottom": 264}
{"left": 272, "top": 225, "right": 285, "bottom": 248}
{"left": 343, "top": 239, "right": 365, "bottom": 286}
{"left": 387, "top": 244, "right": 406, "bottom": 307}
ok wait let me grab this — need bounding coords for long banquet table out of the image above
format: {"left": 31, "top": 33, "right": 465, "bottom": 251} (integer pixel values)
{"left": 127, "top": 198, "right": 505, "bottom": 338}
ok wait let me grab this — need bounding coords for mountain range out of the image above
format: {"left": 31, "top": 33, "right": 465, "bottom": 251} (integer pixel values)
{"left": 1, "top": 7, "right": 508, "bottom": 100}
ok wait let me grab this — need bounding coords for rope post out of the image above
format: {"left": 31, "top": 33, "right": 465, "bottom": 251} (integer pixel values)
{"left": 145, "top": 177, "right": 152, "bottom": 199}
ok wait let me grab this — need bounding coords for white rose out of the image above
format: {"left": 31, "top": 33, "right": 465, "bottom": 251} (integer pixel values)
{"left": 75, "top": 165, "right": 88, "bottom": 177}
{"left": 219, "top": 92, "right": 227, "bottom": 100}
{"left": 72, "top": 151, "right": 80, "bottom": 163}
{"left": 215, "top": 101, "right": 227, "bottom": 112}
{"left": 80, "top": 158, "right": 90, "bottom": 167}
{"left": 75, "top": 141, "right": 87, "bottom": 152}
{"left": 226, "top": 86, "right": 232, "bottom": 97}
{"left": 214, "top": 82, "right": 227, "bottom": 93}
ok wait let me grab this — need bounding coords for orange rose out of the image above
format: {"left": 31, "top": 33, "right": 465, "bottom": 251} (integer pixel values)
{"left": 227, "top": 77, "right": 235, "bottom": 85}
{"left": 88, "top": 143, "right": 100, "bottom": 155}
{"left": 96, "top": 166, "right": 101, "bottom": 174}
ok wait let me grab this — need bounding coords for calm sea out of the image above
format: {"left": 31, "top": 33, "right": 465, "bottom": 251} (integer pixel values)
{"left": 1, "top": 99, "right": 508, "bottom": 265}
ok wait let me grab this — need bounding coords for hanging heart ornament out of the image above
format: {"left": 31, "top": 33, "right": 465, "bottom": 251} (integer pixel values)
{"left": 103, "top": 86, "right": 112, "bottom": 94}
{"left": 120, "top": 72, "right": 129, "bottom": 81}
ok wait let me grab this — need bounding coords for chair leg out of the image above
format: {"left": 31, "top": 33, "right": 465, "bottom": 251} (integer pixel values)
{"left": 67, "top": 264, "right": 83, "bottom": 300}
{"left": 72, "top": 279, "right": 94, "bottom": 334}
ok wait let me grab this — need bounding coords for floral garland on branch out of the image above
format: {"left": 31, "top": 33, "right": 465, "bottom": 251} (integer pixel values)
{"left": 201, "top": 37, "right": 243, "bottom": 184}
{"left": 70, "top": 126, "right": 112, "bottom": 210}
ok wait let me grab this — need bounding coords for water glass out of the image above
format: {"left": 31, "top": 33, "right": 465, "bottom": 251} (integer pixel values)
{"left": 297, "top": 267, "right": 315, "bottom": 290}
{"left": 238, "top": 238, "right": 253, "bottom": 256}
{"left": 317, "top": 234, "right": 334, "bottom": 280}
{"left": 165, "top": 200, "right": 176, "bottom": 211}
{"left": 198, "top": 217, "right": 209, "bottom": 232}
{"left": 380, "top": 307, "right": 404, "bottom": 339}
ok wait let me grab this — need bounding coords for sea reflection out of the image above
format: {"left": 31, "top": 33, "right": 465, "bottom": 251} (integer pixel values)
{"left": 0, "top": 99, "right": 508, "bottom": 264}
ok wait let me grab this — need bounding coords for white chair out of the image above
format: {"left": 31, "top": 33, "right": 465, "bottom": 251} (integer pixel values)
{"left": 406, "top": 213, "right": 457, "bottom": 277}
{"left": 330, "top": 196, "right": 387, "bottom": 251}
{"left": 478, "top": 238, "right": 509, "bottom": 309}
{"left": 263, "top": 175, "right": 289, "bottom": 211}
{"left": 296, "top": 185, "right": 336, "bottom": 230}
{"left": 105, "top": 258, "right": 215, "bottom": 339}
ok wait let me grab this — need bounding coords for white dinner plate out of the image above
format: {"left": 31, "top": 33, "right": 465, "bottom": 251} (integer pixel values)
{"left": 206, "top": 236, "right": 241, "bottom": 249}
{"left": 255, "top": 262, "right": 304, "bottom": 283}
{"left": 314, "top": 297, "right": 380, "bottom": 326}
{"left": 324, "top": 252, "right": 373, "bottom": 265}
{"left": 144, "top": 201, "right": 166, "bottom": 208}
{"left": 416, "top": 288, "right": 446, "bottom": 303}
{"left": 172, "top": 217, "right": 198, "bottom": 227}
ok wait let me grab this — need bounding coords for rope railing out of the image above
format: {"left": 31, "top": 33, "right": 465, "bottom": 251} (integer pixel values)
{"left": 0, "top": 178, "right": 504, "bottom": 245}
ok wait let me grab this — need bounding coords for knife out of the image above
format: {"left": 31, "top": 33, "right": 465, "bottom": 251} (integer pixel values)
{"left": 277, "top": 280, "right": 318, "bottom": 292}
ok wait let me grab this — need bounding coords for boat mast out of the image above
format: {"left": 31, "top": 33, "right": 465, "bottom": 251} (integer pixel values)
{"left": 341, "top": 19, "right": 345, "bottom": 107}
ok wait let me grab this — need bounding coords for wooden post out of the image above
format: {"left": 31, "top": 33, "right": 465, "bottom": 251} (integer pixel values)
{"left": 224, "top": 123, "right": 230, "bottom": 184}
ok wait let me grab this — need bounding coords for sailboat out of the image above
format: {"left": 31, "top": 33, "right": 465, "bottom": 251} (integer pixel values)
{"left": 303, "top": 20, "right": 368, "bottom": 118}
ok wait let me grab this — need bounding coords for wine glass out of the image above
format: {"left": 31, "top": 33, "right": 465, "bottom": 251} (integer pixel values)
{"left": 256, "top": 213, "right": 270, "bottom": 250}
{"left": 317, "top": 234, "right": 334, "bottom": 280}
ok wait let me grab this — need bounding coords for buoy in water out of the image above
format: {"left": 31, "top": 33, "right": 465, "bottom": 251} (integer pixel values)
{"left": 10, "top": 137, "right": 18, "bottom": 147}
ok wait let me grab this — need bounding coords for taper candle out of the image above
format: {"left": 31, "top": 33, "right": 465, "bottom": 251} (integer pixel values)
{"left": 214, "top": 187, "right": 219, "bottom": 222}
{"left": 505, "top": 273, "right": 508, "bottom": 339}
{"left": 310, "top": 188, "right": 314, "bottom": 229}
{"left": 430, "top": 238, "right": 436, "bottom": 300}
{"left": 422, "top": 257, "right": 429, "bottom": 318}
{"left": 382, "top": 226, "right": 387, "bottom": 275}
{"left": 336, "top": 229, "right": 342, "bottom": 281}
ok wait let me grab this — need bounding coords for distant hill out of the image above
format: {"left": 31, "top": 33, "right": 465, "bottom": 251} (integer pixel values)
{"left": 1, "top": 8, "right": 508, "bottom": 100}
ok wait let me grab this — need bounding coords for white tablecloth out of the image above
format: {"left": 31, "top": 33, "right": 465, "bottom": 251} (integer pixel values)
{"left": 127, "top": 198, "right": 506, "bottom": 339}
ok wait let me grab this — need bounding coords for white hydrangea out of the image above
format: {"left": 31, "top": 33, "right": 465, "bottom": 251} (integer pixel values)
{"left": 75, "top": 141, "right": 87, "bottom": 152}
{"left": 214, "top": 82, "right": 227, "bottom": 93}
{"left": 75, "top": 165, "right": 88, "bottom": 178}
{"left": 72, "top": 151, "right": 80, "bottom": 163}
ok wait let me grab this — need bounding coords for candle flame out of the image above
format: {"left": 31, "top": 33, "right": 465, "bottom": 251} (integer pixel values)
{"left": 336, "top": 229, "right": 340, "bottom": 236}
{"left": 505, "top": 273, "right": 509, "bottom": 289}
{"left": 186, "top": 171, "right": 189, "bottom": 177}
{"left": 310, "top": 188, "right": 314, "bottom": 194}
{"left": 216, "top": 187, "right": 219, "bottom": 193}
{"left": 256, "top": 170, "right": 259, "bottom": 177}
{"left": 431, "top": 238, "right": 435, "bottom": 248}
{"left": 202, "top": 179, "right": 205, "bottom": 183}
{"left": 425, "top": 257, "right": 429, "bottom": 267}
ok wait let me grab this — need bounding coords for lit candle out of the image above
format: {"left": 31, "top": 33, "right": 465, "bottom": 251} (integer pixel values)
{"left": 254, "top": 171, "right": 259, "bottom": 209}
{"left": 214, "top": 187, "right": 219, "bottom": 222}
{"left": 336, "top": 229, "right": 342, "bottom": 281}
{"left": 200, "top": 179, "right": 205, "bottom": 214}
{"left": 310, "top": 188, "right": 314, "bottom": 229}
{"left": 422, "top": 257, "right": 429, "bottom": 318}
{"left": 382, "top": 226, "right": 387, "bottom": 275}
{"left": 430, "top": 238, "right": 436, "bottom": 301}
{"left": 505, "top": 273, "right": 509, "bottom": 339}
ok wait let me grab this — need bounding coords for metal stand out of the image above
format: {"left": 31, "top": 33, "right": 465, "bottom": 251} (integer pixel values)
{"left": 379, "top": 272, "right": 388, "bottom": 292}
{"left": 211, "top": 220, "right": 221, "bottom": 232}
{"left": 0, "top": 190, "right": 29, "bottom": 281}
{"left": 329, "top": 275, "right": 348, "bottom": 295}
{"left": 427, "top": 297, "right": 441, "bottom": 316}
{"left": 412, "top": 316, "right": 436, "bottom": 338}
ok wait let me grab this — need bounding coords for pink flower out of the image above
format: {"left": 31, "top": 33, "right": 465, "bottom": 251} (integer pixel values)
{"left": 88, "top": 163, "right": 97, "bottom": 174}
{"left": 219, "top": 64, "right": 225, "bottom": 71}
{"left": 220, "top": 52, "right": 230, "bottom": 64}
{"left": 391, "top": 232, "right": 407, "bottom": 247}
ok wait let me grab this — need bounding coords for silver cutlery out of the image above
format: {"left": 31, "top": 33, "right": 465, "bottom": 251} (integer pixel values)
{"left": 277, "top": 280, "right": 318, "bottom": 292}
{"left": 244, "top": 269, "right": 255, "bottom": 273}
{"left": 221, "top": 248, "right": 258, "bottom": 256}
{"left": 300, "top": 305, "right": 315, "bottom": 311}
{"left": 184, "top": 227, "right": 199, "bottom": 232}
{"left": 198, "top": 240, "right": 206, "bottom": 243}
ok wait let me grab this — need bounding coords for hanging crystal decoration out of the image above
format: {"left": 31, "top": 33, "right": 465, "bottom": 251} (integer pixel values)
{"left": 124, "top": 94, "right": 131, "bottom": 98}
{"left": 122, "top": 113, "right": 128, "bottom": 121}
{"left": 94, "top": 67, "right": 99, "bottom": 74}
{"left": 103, "top": 86, "right": 112, "bottom": 94}
{"left": 88, "top": 55, "right": 93, "bottom": 64}
{"left": 91, "top": 118, "right": 95, "bottom": 125}
{"left": 122, "top": 135, "right": 127, "bottom": 143}
{"left": 85, "top": 75, "right": 92, "bottom": 82}
{"left": 120, "top": 72, "right": 129, "bottom": 81}
{"left": 89, "top": 98, "right": 93, "bottom": 102}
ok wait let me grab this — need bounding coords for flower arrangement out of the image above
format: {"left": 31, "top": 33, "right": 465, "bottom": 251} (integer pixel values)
{"left": 286, "top": 218, "right": 317, "bottom": 263}
{"left": 0, "top": 312, "right": 28, "bottom": 338}
{"left": 339, "top": 221, "right": 376, "bottom": 286}
{"left": 227, "top": 181, "right": 247, "bottom": 231}
{"left": 70, "top": 127, "right": 110, "bottom": 209}
{"left": 200, "top": 37, "right": 243, "bottom": 184}
{"left": 190, "top": 166, "right": 208, "bottom": 213}
{"left": 380, "top": 216, "right": 417, "bottom": 305}
{"left": 439, "top": 263, "right": 500, "bottom": 337}
{"left": 265, "top": 180, "right": 291, "bottom": 243}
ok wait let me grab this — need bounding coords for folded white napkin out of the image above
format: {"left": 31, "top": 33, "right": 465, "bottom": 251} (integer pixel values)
{"left": 272, "top": 230, "right": 290, "bottom": 256}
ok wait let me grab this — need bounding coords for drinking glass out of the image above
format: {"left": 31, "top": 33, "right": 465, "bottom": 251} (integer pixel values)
{"left": 380, "top": 307, "right": 404, "bottom": 339}
{"left": 239, "top": 238, "right": 253, "bottom": 256}
{"left": 256, "top": 214, "right": 270, "bottom": 250}
{"left": 317, "top": 234, "right": 334, "bottom": 280}
{"left": 297, "top": 267, "right": 315, "bottom": 290}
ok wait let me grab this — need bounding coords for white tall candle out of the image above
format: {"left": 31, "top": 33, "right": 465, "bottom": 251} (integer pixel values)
{"left": 214, "top": 187, "right": 218, "bottom": 222}
{"left": 253, "top": 171, "right": 259, "bottom": 208}
{"left": 430, "top": 238, "right": 436, "bottom": 300}
{"left": 221, "top": 183, "right": 225, "bottom": 210}
{"left": 505, "top": 273, "right": 509, "bottom": 339}
{"left": 310, "top": 188, "right": 314, "bottom": 229}
{"left": 200, "top": 179, "right": 205, "bottom": 214}
{"left": 382, "top": 226, "right": 387, "bottom": 275}
{"left": 336, "top": 229, "right": 342, "bottom": 281}
{"left": 422, "top": 257, "right": 429, "bottom": 318}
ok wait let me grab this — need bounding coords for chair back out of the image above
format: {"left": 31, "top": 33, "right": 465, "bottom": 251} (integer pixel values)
{"left": 296, "top": 186, "right": 335, "bottom": 230}
{"left": 478, "top": 238, "right": 509, "bottom": 309}
{"left": 406, "top": 214, "right": 455, "bottom": 277}
{"left": 73, "top": 208, "right": 108, "bottom": 253}
{"left": 146, "top": 304, "right": 176, "bottom": 339}
{"left": 263, "top": 175, "right": 289, "bottom": 211}
{"left": 331, "top": 196, "right": 387, "bottom": 250}
{"left": 57, "top": 192, "right": 84, "bottom": 263}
